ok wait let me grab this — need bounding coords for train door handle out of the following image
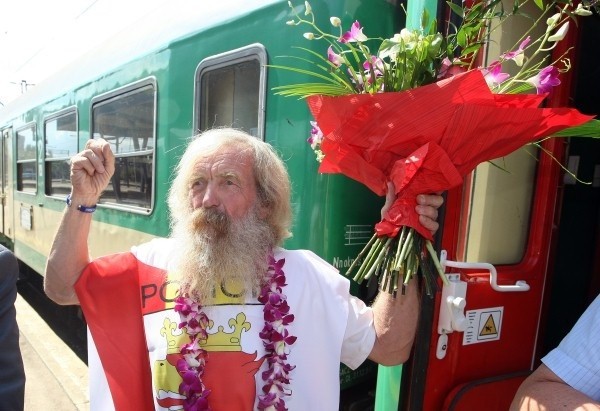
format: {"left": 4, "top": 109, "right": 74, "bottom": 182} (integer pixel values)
{"left": 437, "top": 273, "right": 468, "bottom": 335}
{"left": 436, "top": 273, "right": 468, "bottom": 360}
{"left": 439, "top": 250, "right": 530, "bottom": 292}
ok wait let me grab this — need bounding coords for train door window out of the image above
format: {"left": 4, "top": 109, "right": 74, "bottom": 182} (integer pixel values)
{"left": 457, "top": 147, "right": 538, "bottom": 264}
{"left": 91, "top": 78, "right": 156, "bottom": 213}
{"left": 16, "top": 125, "right": 37, "bottom": 194}
{"left": 195, "top": 44, "right": 267, "bottom": 139}
{"left": 44, "top": 108, "right": 77, "bottom": 197}
{"left": 455, "top": 6, "right": 546, "bottom": 265}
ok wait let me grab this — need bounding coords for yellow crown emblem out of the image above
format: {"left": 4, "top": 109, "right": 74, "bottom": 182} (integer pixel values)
{"left": 201, "top": 312, "right": 250, "bottom": 352}
{"left": 160, "top": 312, "right": 251, "bottom": 353}
{"left": 160, "top": 317, "right": 184, "bottom": 354}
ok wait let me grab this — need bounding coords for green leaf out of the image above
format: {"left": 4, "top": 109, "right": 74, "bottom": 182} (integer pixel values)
{"left": 447, "top": 2, "right": 465, "bottom": 18}
{"left": 268, "top": 64, "right": 347, "bottom": 85}
{"left": 272, "top": 83, "right": 353, "bottom": 97}
{"left": 456, "top": 29, "right": 467, "bottom": 48}
{"left": 549, "top": 120, "right": 600, "bottom": 138}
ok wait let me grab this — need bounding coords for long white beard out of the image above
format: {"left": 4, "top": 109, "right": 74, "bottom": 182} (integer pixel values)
{"left": 171, "top": 205, "right": 275, "bottom": 303}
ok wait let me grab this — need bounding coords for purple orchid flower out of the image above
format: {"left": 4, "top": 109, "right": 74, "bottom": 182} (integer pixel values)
{"left": 362, "top": 55, "right": 384, "bottom": 76}
{"left": 327, "top": 46, "right": 344, "bottom": 67}
{"left": 527, "top": 65, "right": 561, "bottom": 94}
{"left": 437, "top": 57, "right": 465, "bottom": 79}
{"left": 339, "top": 21, "right": 368, "bottom": 43}
{"left": 362, "top": 56, "right": 385, "bottom": 90}
{"left": 306, "top": 121, "right": 323, "bottom": 149}
{"left": 501, "top": 37, "right": 531, "bottom": 66}
{"left": 482, "top": 61, "right": 510, "bottom": 88}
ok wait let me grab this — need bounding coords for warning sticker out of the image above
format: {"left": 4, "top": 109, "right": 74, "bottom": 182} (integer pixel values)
{"left": 462, "top": 306, "right": 503, "bottom": 345}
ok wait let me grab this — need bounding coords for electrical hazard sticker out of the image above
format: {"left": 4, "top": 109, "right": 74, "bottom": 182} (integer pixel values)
{"left": 462, "top": 306, "right": 503, "bottom": 345}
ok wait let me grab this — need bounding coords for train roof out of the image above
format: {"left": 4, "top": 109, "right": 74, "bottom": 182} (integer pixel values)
{"left": 0, "top": 0, "right": 282, "bottom": 123}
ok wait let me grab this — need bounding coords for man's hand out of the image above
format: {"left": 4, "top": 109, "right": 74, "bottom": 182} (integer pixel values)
{"left": 381, "top": 182, "right": 444, "bottom": 236}
{"left": 45, "top": 138, "right": 115, "bottom": 306}
{"left": 70, "top": 138, "right": 115, "bottom": 201}
{"left": 416, "top": 193, "right": 444, "bottom": 235}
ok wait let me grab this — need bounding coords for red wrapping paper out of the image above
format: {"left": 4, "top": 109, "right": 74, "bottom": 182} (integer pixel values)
{"left": 307, "top": 70, "right": 593, "bottom": 240}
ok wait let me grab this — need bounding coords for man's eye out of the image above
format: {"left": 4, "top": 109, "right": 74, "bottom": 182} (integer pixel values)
{"left": 191, "top": 180, "right": 204, "bottom": 189}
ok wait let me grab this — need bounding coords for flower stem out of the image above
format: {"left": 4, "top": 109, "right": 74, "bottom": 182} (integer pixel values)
{"left": 363, "top": 237, "right": 392, "bottom": 280}
{"left": 346, "top": 232, "right": 377, "bottom": 276}
{"left": 353, "top": 236, "right": 385, "bottom": 283}
{"left": 425, "top": 239, "right": 448, "bottom": 286}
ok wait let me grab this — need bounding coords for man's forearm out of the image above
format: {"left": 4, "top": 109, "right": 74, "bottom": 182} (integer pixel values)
{"left": 44, "top": 197, "right": 97, "bottom": 305}
{"left": 510, "top": 364, "right": 600, "bottom": 411}
{"left": 368, "top": 278, "right": 420, "bottom": 365}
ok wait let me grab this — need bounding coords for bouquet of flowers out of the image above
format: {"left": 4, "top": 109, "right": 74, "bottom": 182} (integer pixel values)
{"left": 274, "top": 0, "right": 599, "bottom": 296}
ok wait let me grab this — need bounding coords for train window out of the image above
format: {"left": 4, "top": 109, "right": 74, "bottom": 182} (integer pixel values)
{"left": 454, "top": 7, "right": 547, "bottom": 266}
{"left": 457, "top": 147, "right": 538, "bottom": 264}
{"left": 195, "top": 44, "right": 267, "bottom": 139}
{"left": 44, "top": 109, "right": 77, "bottom": 197}
{"left": 16, "top": 125, "right": 37, "bottom": 193}
{"left": 91, "top": 80, "right": 155, "bottom": 212}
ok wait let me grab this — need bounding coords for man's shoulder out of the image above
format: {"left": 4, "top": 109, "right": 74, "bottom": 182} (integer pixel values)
{"left": 132, "top": 237, "right": 173, "bottom": 251}
{"left": 276, "top": 249, "right": 353, "bottom": 306}
{"left": 131, "top": 237, "right": 175, "bottom": 269}
{"left": 275, "top": 248, "right": 329, "bottom": 267}
{"left": 275, "top": 248, "right": 345, "bottom": 281}
{"left": 0, "top": 245, "right": 18, "bottom": 274}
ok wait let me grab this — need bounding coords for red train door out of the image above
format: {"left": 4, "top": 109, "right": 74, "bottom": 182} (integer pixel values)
{"left": 407, "top": 141, "right": 560, "bottom": 410}
{"left": 400, "top": 14, "right": 599, "bottom": 411}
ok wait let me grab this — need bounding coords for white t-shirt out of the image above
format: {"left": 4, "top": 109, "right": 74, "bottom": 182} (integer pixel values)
{"left": 83, "top": 238, "right": 376, "bottom": 410}
{"left": 542, "top": 293, "right": 600, "bottom": 401}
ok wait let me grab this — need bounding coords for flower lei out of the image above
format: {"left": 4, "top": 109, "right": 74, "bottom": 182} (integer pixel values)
{"left": 174, "top": 252, "right": 296, "bottom": 410}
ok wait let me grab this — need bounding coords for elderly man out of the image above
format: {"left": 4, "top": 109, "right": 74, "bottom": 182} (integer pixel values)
{"left": 45, "top": 128, "right": 442, "bottom": 410}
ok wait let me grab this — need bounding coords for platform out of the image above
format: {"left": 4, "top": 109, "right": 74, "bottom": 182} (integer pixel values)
{"left": 16, "top": 294, "right": 89, "bottom": 411}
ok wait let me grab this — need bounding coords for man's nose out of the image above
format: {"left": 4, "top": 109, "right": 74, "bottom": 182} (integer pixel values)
{"left": 202, "top": 183, "right": 220, "bottom": 208}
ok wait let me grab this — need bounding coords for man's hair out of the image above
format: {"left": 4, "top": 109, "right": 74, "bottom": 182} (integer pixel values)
{"left": 168, "top": 128, "right": 293, "bottom": 245}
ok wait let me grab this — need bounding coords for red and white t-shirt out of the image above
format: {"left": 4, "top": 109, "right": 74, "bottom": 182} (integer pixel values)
{"left": 76, "top": 238, "right": 375, "bottom": 410}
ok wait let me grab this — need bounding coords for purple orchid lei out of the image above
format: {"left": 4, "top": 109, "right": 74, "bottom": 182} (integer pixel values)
{"left": 173, "top": 296, "right": 211, "bottom": 410}
{"left": 173, "top": 252, "right": 296, "bottom": 411}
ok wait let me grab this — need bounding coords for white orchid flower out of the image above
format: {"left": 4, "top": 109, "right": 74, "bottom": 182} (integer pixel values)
{"left": 575, "top": 3, "right": 593, "bottom": 16}
{"left": 304, "top": 1, "right": 311, "bottom": 15}
{"left": 548, "top": 22, "right": 569, "bottom": 42}
{"left": 546, "top": 13, "right": 560, "bottom": 31}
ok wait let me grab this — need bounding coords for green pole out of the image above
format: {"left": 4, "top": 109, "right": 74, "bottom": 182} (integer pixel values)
{"left": 374, "top": 364, "right": 403, "bottom": 410}
{"left": 373, "top": 0, "right": 439, "bottom": 408}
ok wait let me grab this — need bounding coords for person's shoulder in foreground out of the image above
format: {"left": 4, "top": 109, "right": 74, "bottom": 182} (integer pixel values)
{"left": 0, "top": 244, "right": 26, "bottom": 411}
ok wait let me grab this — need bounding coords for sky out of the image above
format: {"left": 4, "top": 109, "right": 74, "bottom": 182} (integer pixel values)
{"left": 0, "top": 0, "right": 164, "bottom": 107}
